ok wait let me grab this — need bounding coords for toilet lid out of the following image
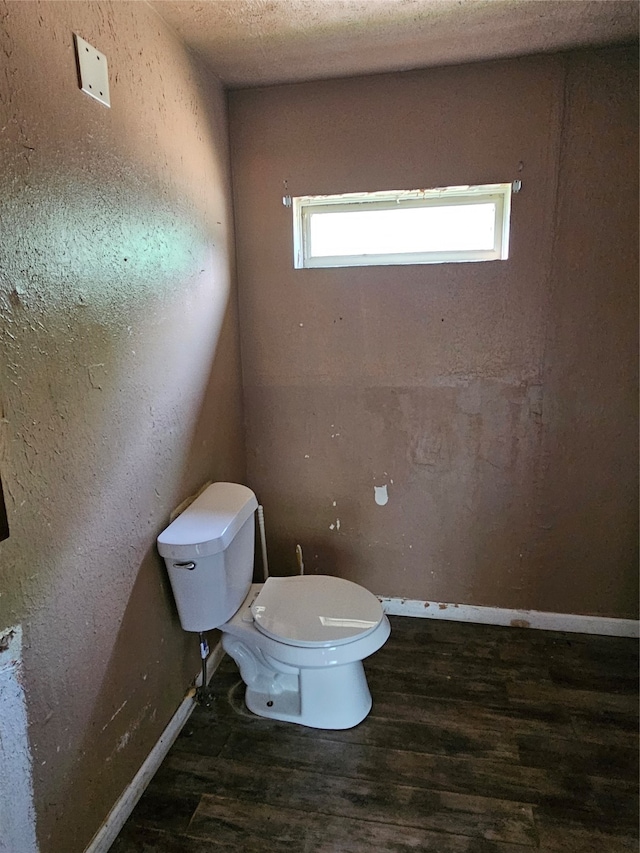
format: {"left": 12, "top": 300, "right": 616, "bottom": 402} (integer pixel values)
{"left": 250, "top": 575, "right": 383, "bottom": 647}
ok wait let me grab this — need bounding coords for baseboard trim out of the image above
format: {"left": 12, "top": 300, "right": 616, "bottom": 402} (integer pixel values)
{"left": 378, "top": 597, "right": 639, "bottom": 638}
{"left": 84, "top": 640, "right": 225, "bottom": 853}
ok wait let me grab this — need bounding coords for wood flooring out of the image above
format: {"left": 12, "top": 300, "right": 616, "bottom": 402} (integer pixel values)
{"left": 110, "top": 616, "right": 639, "bottom": 852}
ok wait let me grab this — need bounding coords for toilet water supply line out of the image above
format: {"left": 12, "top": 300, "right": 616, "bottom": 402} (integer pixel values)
{"left": 196, "top": 632, "right": 209, "bottom": 703}
{"left": 257, "top": 505, "right": 269, "bottom": 580}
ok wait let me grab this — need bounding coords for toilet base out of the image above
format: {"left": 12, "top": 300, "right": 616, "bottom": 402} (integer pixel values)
{"left": 244, "top": 660, "right": 372, "bottom": 730}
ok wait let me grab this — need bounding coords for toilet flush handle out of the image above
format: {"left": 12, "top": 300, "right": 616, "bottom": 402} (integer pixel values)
{"left": 173, "top": 561, "right": 196, "bottom": 570}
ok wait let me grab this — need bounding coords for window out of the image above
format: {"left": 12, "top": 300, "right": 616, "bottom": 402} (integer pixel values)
{"left": 292, "top": 183, "right": 513, "bottom": 269}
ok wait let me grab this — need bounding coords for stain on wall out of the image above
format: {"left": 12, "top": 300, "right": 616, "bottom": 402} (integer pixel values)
{"left": 0, "top": 2, "right": 244, "bottom": 851}
{"left": 229, "top": 47, "right": 638, "bottom": 618}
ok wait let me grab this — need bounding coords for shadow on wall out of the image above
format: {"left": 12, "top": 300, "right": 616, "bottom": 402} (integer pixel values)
{"left": 57, "top": 279, "right": 247, "bottom": 851}
{"left": 259, "top": 527, "right": 361, "bottom": 582}
{"left": 18, "top": 289, "right": 241, "bottom": 851}
{"left": 63, "top": 297, "right": 244, "bottom": 849}
{"left": 7, "top": 115, "right": 246, "bottom": 828}
{"left": 58, "top": 539, "right": 203, "bottom": 851}
{"left": 0, "top": 4, "right": 245, "bottom": 850}
{"left": 0, "top": 476, "right": 9, "bottom": 541}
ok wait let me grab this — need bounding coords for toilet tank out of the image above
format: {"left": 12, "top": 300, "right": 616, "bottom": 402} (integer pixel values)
{"left": 157, "top": 483, "right": 258, "bottom": 632}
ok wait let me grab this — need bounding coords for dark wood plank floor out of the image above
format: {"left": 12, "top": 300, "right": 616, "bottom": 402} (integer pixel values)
{"left": 110, "top": 617, "right": 639, "bottom": 852}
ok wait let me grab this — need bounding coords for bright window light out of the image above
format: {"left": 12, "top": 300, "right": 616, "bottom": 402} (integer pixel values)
{"left": 292, "top": 183, "right": 512, "bottom": 269}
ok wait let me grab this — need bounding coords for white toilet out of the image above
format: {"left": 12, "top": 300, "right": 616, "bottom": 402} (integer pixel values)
{"left": 157, "top": 482, "right": 390, "bottom": 729}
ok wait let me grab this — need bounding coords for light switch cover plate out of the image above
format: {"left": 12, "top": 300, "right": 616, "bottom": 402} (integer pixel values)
{"left": 74, "top": 34, "right": 110, "bottom": 107}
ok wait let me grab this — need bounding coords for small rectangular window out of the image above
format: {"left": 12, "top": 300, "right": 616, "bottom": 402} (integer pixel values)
{"left": 293, "top": 183, "right": 512, "bottom": 269}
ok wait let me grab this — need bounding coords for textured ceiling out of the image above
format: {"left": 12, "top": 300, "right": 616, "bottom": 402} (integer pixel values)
{"left": 148, "top": 0, "right": 638, "bottom": 88}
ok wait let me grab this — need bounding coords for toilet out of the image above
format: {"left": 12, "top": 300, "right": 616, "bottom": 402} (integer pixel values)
{"left": 157, "top": 482, "right": 390, "bottom": 729}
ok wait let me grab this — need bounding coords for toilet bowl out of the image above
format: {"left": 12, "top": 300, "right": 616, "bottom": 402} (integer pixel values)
{"left": 157, "top": 482, "right": 390, "bottom": 729}
{"left": 222, "top": 575, "right": 390, "bottom": 728}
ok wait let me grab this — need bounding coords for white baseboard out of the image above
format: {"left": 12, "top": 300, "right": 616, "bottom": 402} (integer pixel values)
{"left": 84, "top": 640, "right": 225, "bottom": 853}
{"left": 378, "top": 597, "right": 639, "bottom": 638}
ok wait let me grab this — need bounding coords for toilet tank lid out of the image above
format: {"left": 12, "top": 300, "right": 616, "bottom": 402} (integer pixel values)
{"left": 157, "top": 483, "right": 258, "bottom": 560}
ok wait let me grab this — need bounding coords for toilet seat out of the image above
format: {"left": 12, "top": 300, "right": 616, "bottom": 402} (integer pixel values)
{"left": 251, "top": 575, "right": 383, "bottom": 648}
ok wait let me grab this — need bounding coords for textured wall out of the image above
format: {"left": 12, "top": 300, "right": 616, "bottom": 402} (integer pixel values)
{"left": 0, "top": 2, "right": 244, "bottom": 851}
{"left": 229, "top": 47, "right": 638, "bottom": 619}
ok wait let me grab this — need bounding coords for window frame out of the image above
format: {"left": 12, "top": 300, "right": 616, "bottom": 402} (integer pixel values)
{"left": 292, "top": 183, "right": 513, "bottom": 269}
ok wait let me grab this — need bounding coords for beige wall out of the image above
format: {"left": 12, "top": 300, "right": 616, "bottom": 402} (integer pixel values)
{"left": 229, "top": 47, "right": 638, "bottom": 619}
{"left": 0, "top": 2, "right": 244, "bottom": 851}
